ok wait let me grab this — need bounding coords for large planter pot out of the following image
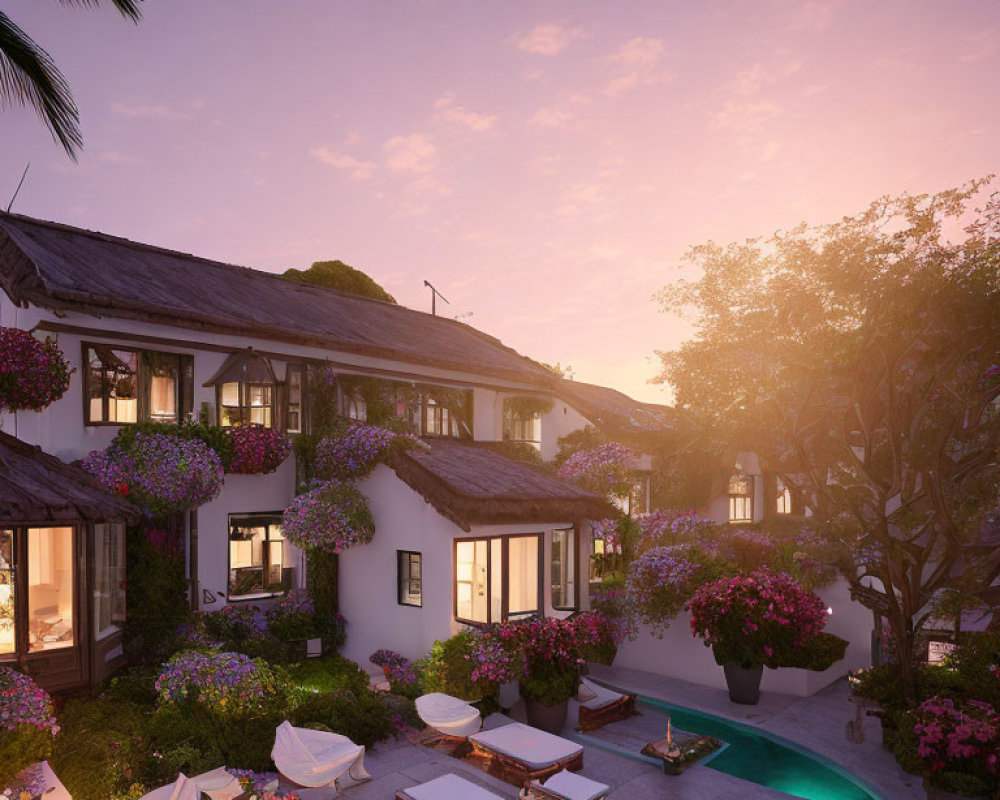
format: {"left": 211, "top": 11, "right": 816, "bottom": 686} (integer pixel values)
{"left": 923, "top": 778, "right": 989, "bottom": 800}
{"left": 723, "top": 663, "right": 763, "bottom": 705}
{"left": 498, "top": 680, "right": 520, "bottom": 709}
{"left": 523, "top": 697, "right": 569, "bottom": 734}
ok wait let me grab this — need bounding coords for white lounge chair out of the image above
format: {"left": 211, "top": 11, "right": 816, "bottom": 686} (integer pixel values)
{"left": 415, "top": 692, "right": 482, "bottom": 739}
{"left": 271, "top": 720, "right": 371, "bottom": 790}
{"left": 469, "top": 722, "right": 584, "bottom": 784}
{"left": 575, "top": 677, "right": 637, "bottom": 732}
{"left": 528, "top": 770, "right": 610, "bottom": 800}
{"left": 395, "top": 773, "right": 504, "bottom": 800}
{"left": 138, "top": 773, "right": 202, "bottom": 800}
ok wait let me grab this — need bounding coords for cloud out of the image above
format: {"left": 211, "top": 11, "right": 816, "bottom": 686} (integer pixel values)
{"left": 384, "top": 133, "right": 438, "bottom": 173}
{"left": 712, "top": 99, "right": 783, "bottom": 134}
{"left": 310, "top": 146, "right": 376, "bottom": 181}
{"left": 611, "top": 37, "right": 664, "bottom": 66}
{"left": 433, "top": 92, "right": 497, "bottom": 132}
{"left": 511, "top": 23, "right": 584, "bottom": 55}
{"left": 960, "top": 28, "right": 997, "bottom": 63}
{"left": 109, "top": 101, "right": 192, "bottom": 120}
{"left": 530, "top": 106, "right": 574, "bottom": 128}
{"left": 733, "top": 60, "right": 802, "bottom": 95}
{"left": 603, "top": 37, "right": 671, "bottom": 96}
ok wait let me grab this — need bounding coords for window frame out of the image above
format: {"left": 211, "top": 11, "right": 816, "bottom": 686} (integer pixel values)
{"left": 92, "top": 523, "right": 126, "bottom": 640}
{"left": 227, "top": 513, "right": 289, "bottom": 601}
{"left": 83, "top": 342, "right": 193, "bottom": 427}
{"left": 284, "top": 363, "right": 305, "bottom": 434}
{"left": 452, "top": 533, "right": 543, "bottom": 626}
{"left": 727, "top": 471, "right": 754, "bottom": 523}
{"left": 396, "top": 550, "right": 423, "bottom": 607}
{"left": 550, "top": 528, "right": 579, "bottom": 612}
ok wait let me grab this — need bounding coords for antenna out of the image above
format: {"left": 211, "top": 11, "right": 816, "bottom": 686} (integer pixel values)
{"left": 423, "top": 280, "right": 450, "bottom": 316}
{"left": 6, "top": 163, "right": 30, "bottom": 213}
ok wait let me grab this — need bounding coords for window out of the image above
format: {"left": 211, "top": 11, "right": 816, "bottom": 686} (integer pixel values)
{"left": 285, "top": 364, "right": 304, "bottom": 434}
{"left": 397, "top": 551, "right": 422, "bottom": 607}
{"left": 550, "top": 529, "right": 577, "bottom": 610}
{"left": 454, "top": 534, "right": 541, "bottom": 624}
{"left": 85, "top": 345, "right": 193, "bottom": 425}
{"left": 93, "top": 524, "right": 126, "bottom": 637}
{"left": 27, "top": 527, "right": 75, "bottom": 653}
{"left": 728, "top": 470, "right": 753, "bottom": 523}
{"left": 207, "top": 349, "right": 277, "bottom": 429}
{"left": 0, "top": 530, "right": 13, "bottom": 656}
{"left": 776, "top": 477, "right": 793, "bottom": 515}
{"left": 423, "top": 398, "right": 451, "bottom": 436}
{"left": 228, "top": 515, "right": 289, "bottom": 599}
{"left": 503, "top": 411, "right": 540, "bottom": 447}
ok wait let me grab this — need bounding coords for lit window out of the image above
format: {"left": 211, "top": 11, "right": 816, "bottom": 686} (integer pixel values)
{"left": 0, "top": 530, "right": 14, "bottom": 655}
{"left": 285, "top": 364, "right": 304, "bottom": 434}
{"left": 503, "top": 411, "right": 541, "bottom": 446}
{"left": 229, "top": 515, "right": 288, "bottom": 599}
{"left": 209, "top": 349, "right": 277, "bottom": 429}
{"left": 455, "top": 535, "right": 540, "bottom": 624}
{"left": 86, "top": 346, "right": 137, "bottom": 423}
{"left": 93, "top": 523, "right": 126, "bottom": 637}
{"left": 423, "top": 398, "right": 451, "bottom": 436}
{"left": 551, "top": 529, "right": 577, "bottom": 610}
{"left": 397, "top": 551, "right": 422, "bottom": 607}
{"left": 776, "top": 477, "right": 793, "bottom": 515}
{"left": 28, "top": 527, "right": 75, "bottom": 653}
{"left": 728, "top": 470, "right": 753, "bottom": 523}
{"left": 86, "top": 346, "right": 192, "bottom": 425}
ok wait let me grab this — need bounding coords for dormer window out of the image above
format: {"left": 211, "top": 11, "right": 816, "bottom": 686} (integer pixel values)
{"left": 728, "top": 468, "right": 753, "bottom": 523}
{"left": 205, "top": 349, "right": 277, "bottom": 428}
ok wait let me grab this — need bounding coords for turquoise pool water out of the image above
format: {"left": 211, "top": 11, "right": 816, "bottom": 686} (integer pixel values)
{"left": 581, "top": 690, "right": 881, "bottom": 800}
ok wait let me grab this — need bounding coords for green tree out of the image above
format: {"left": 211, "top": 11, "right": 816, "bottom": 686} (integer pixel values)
{"left": 282, "top": 260, "right": 396, "bottom": 303}
{"left": 1, "top": 1, "right": 141, "bottom": 159}
{"left": 657, "top": 180, "right": 1000, "bottom": 702}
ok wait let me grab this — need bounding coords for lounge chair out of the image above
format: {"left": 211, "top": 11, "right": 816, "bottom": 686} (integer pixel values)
{"left": 395, "top": 773, "right": 504, "bottom": 800}
{"left": 575, "top": 677, "right": 637, "bottom": 732}
{"left": 139, "top": 768, "right": 245, "bottom": 800}
{"left": 271, "top": 720, "right": 371, "bottom": 790}
{"left": 138, "top": 774, "right": 202, "bottom": 800}
{"left": 527, "top": 770, "right": 610, "bottom": 800}
{"left": 469, "top": 722, "right": 583, "bottom": 785}
{"left": 415, "top": 692, "right": 482, "bottom": 741}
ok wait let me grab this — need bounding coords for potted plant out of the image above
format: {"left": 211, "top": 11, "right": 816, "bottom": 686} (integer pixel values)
{"left": 907, "top": 696, "right": 999, "bottom": 800}
{"left": 0, "top": 327, "right": 71, "bottom": 414}
{"left": 688, "top": 568, "right": 828, "bottom": 704}
{"left": 228, "top": 424, "right": 293, "bottom": 474}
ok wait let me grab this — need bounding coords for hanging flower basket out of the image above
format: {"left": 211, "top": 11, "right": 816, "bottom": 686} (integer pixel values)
{"left": 282, "top": 480, "right": 374, "bottom": 554}
{"left": 83, "top": 432, "right": 224, "bottom": 517}
{"left": 314, "top": 421, "right": 414, "bottom": 481}
{"left": 0, "top": 327, "right": 71, "bottom": 413}
{"left": 228, "top": 424, "right": 292, "bottom": 474}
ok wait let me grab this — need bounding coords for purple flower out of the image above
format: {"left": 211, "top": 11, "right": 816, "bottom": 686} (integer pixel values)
{"left": 315, "top": 422, "right": 414, "bottom": 481}
{"left": 0, "top": 666, "right": 59, "bottom": 736}
{"left": 557, "top": 442, "right": 638, "bottom": 497}
{"left": 0, "top": 327, "right": 71, "bottom": 413}
{"left": 282, "top": 480, "right": 374, "bottom": 554}
{"left": 228, "top": 424, "right": 292, "bottom": 474}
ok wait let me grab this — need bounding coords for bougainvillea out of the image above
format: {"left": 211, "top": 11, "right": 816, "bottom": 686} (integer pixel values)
{"left": 689, "top": 568, "right": 828, "bottom": 667}
{"left": 83, "top": 433, "right": 223, "bottom": 517}
{"left": 267, "top": 589, "right": 318, "bottom": 642}
{"left": 315, "top": 422, "right": 413, "bottom": 481}
{"left": 625, "top": 546, "right": 703, "bottom": 636}
{"left": 155, "top": 649, "right": 281, "bottom": 716}
{"left": 911, "top": 696, "right": 999, "bottom": 783}
{"left": 369, "top": 648, "right": 408, "bottom": 671}
{"left": 636, "top": 508, "right": 715, "bottom": 547}
{"left": 282, "top": 480, "right": 374, "bottom": 554}
{"left": 0, "top": 666, "right": 59, "bottom": 735}
{"left": 0, "top": 327, "right": 71, "bottom": 413}
{"left": 228, "top": 424, "right": 292, "bottom": 474}
{"left": 556, "top": 442, "right": 637, "bottom": 497}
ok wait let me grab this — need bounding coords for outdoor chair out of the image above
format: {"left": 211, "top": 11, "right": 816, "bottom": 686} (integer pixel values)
{"left": 395, "top": 773, "right": 504, "bottom": 800}
{"left": 189, "top": 767, "right": 244, "bottom": 800}
{"left": 271, "top": 720, "right": 371, "bottom": 790}
{"left": 525, "top": 770, "right": 610, "bottom": 800}
{"left": 415, "top": 692, "right": 482, "bottom": 742}
{"left": 138, "top": 774, "right": 202, "bottom": 800}
{"left": 575, "top": 677, "right": 637, "bottom": 732}
{"left": 468, "top": 722, "right": 584, "bottom": 785}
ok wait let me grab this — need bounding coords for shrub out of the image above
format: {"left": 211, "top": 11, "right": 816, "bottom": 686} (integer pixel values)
{"left": 0, "top": 327, "right": 71, "bottom": 412}
{"left": 0, "top": 666, "right": 59, "bottom": 787}
{"left": 625, "top": 546, "right": 703, "bottom": 636}
{"left": 282, "top": 481, "right": 374, "bottom": 554}
{"left": 771, "top": 631, "right": 847, "bottom": 671}
{"left": 229, "top": 424, "right": 292, "bottom": 474}
{"left": 286, "top": 654, "right": 369, "bottom": 706}
{"left": 155, "top": 649, "right": 284, "bottom": 717}
{"left": 556, "top": 442, "right": 637, "bottom": 497}
{"left": 290, "top": 688, "right": 394, "bottom": 748}
{"left": 422, "top": 632, "right": 494, "bottom": 701}
{"left": 267, "top": 590, "right": 319, "bottom": 642}
{"left": 689, "top": 568, "right": 828, "bottom": 668}
{"left": 572, "top": 611, "right": 621, "bottom": 665}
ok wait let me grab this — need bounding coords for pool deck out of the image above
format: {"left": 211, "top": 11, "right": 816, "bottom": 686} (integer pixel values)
{"left": 291, "top": 664, "right": 923, "bottom": 800}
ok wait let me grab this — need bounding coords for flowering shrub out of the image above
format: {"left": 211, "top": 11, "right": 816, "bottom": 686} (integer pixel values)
{"left": 590, "top": 517, "right": 624, "bottom": 552}
{"left": 205, "top": 604, "right": 270, "bottom": 642}
{"left": 571, "top": 610, "right": 623, "bottom": 665}
{"left": 4, "top": 762, "right": 48, "bottom": 799}
{"left": 556, "top": 442, "right": 637, "bottom": 497}
{"left": 626, "top": 546, "right": 704, "bottom": 636}
{"left": 83, "top": 433, "right": 223, "bottom": 517}
{"left": 266, "top": 589, "right": 318, "bottom": 642}
{"left": 910, "top": 696, "right": 999, "bottom": 793}
{"left": 636, "top": 509, "right": 715, "bottom": 547}
{"left": 0, "top": 327, "right": 71, "bottom": 412}
{"left": 228, "top": 425, "right": 292, "bottom": 474}
{"left": 0, "top": 666, "right": 59, "bottom": 787}
{"left": 468, "top": 633, "right": 517, "bottom": 688}
{"left": 315, "top": 422, "right": 413, "bottom": 481}
{"left": 155, "top": 649, "right": 281, "bottom": 717}
{"left": 689, "top": 568, "right": 828, "bottom": 668}
{"left": 706, "top": 528, "right": 776, "bottom": 573}
{"left": 369, "top": 648, "right": 408, "bottom": 671}
{"left": 282, "top": 481, "right": 374, "bottom": 554}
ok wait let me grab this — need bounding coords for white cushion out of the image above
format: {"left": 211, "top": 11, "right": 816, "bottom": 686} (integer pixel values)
{"left": 402, "top": 773, "right": 503, "bottom": 800}
{"left": 470, "top": 722, "right": 582, "bottom": 770}
{"left": 139, "top": 774, "right": 201, "bottom": 800}
{"left": 577, "top": 678, "right": 626, "bottom": 710}
{"left": 190, "top": 767, "right": 243, "bottom": 800}
{"left": 415, "top": 693, "right": 482, "bottom": 737}
{"left": 271, "top": 721, "right": 369, "bottom": 788}
{"left": 535, "top": 770, "right": 609, "bottom": 800}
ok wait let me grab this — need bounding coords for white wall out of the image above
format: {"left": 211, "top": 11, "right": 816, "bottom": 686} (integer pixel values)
{"left": 613, "top": 576, "right": 873, "bottom": 697}
{"left": 540, "top": 401, "right": 591, "bottom": 462}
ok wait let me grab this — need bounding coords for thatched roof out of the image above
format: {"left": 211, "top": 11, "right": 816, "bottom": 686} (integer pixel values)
{"left": 0, "top": 431, "right": 138, "bottom": 525}
{"left": 0, "top": 213, "right": 554, "bottom": 387}
{"left": 389, "top": 440, "right": 616, "bottom": 531}
{"left": 556, "top": 378, "right": 679, "bottom": 439}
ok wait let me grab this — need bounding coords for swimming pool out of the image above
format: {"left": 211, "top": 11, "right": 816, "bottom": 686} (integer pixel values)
{"left": 576, "top": 690, "right": 882, "bottom": 800}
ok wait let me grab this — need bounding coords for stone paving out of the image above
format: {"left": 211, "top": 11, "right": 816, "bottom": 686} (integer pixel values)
{"left": 288, "top": 664, "right": 925, "bottom": 800}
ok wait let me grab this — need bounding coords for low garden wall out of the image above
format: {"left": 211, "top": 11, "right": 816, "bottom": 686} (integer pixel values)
{"left": 613, "top": 576, "right": 873, "bottom": 697}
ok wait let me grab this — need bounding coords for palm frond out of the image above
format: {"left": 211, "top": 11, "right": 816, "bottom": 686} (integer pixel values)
{"left": 0, "top": 12, "right": 81, "bottom": 159}
{"left": 54, "top": 0, "right": 143, "bottom": 24}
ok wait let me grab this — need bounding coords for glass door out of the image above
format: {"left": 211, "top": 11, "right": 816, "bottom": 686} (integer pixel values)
{"left": 27, "top": 527, "right": 75, "bottom": 653}
{"left": 0, "top": 530, "right": 15, "bottom": 655}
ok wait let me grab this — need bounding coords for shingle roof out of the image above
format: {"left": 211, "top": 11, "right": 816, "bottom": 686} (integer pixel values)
{"left": 389, "top": 440, "right": 616, "bottom": 531}
{"left": 557, "top": 379, "right": 678, "bottom": 437}
{"left": 0, "top": 431, "right": 138, "bottom": 525}
{"left": 0, "top": 212, "right": 554, "bottom": 386}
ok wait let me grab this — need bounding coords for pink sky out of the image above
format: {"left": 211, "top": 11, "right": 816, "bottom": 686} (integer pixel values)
{"left": 2, "top": 0, "right": 997, "bottom": 402}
